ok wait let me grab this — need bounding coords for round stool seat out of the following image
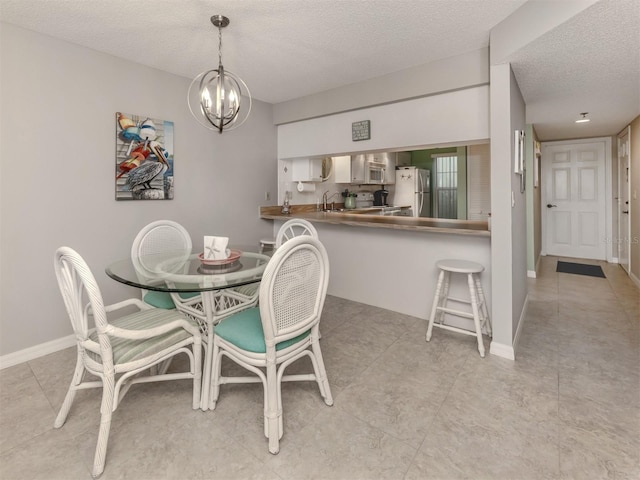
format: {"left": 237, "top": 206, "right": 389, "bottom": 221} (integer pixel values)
{"left": 436, "top": 259, "right": 484, "bottom": 274}
{"left": 259, "top": 238, "right": 276, "bottom": 254}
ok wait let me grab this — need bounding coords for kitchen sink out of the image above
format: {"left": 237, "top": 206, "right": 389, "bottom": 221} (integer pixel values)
{"left": 325, "top": 208, "right": 369, "bottom": 213}
{"left": 325, "top": 206, "right": 410, "bottom": 216}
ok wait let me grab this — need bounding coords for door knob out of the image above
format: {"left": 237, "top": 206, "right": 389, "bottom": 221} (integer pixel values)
{"left": 546, "top": 204, "right": 557, "bottom": 208}
{"left": 622, "top": 210, "right": 629, "bottom": 214}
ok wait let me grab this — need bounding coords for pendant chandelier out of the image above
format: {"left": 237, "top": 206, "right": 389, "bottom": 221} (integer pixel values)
{"left": 188, "top": 15, "right": 252, "bottom": 133}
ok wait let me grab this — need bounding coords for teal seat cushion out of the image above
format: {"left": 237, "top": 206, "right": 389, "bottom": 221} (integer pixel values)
{"left": 144, "top": 290, "right": 200, "bottom": 310}
{"left": 215, "top": 307, "right": 310, "bottom": 353}
{"left": 144, "top": 291, "right": 175, "bottom": 309}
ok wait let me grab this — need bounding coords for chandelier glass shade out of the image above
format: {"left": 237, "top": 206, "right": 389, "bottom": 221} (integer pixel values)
{"left": 188, "top": 15, "right": 252, "bottom": 133}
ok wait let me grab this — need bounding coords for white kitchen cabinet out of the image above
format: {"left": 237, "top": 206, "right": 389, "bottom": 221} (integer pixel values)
{"left": 350, "top": 155, "right": 366, "bottom": 183}
{"left": 292, "top": 158, "right": 322, "bottom": 182}
{"left": 396, "top": 152, "right": 411, "bottom": 167}
{"left": 333, "top": 156, "right": 352, "bottom": 183}
{"left": 335, "top": 153, "right": 403, "bottom": 184}
{"left": 334, "top": 155, "right": 365, "bottom": 183}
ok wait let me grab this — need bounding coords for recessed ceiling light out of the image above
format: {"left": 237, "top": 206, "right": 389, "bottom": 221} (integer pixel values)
{"left": 575, "top": 112, "right": 590, "bottom": 123}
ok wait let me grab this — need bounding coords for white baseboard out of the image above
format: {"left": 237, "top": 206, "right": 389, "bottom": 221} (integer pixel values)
{"left": 512, "top": 293, "right": 529, "bottom": 355}
{"left": 0, "top": 334, "right": 76, "bottom": 370}
{"left": 611, "top": 257, "right": 619, "bottom": 264}
{"left": 630, "top": 271, "right": 640, "bottom": 289}
{"left": 528, "top": 254, "right": 541, "bottom": 277}
{"left": 488, "top": 293, "right": 528, "bottom": 362}
{"left": 489, "top": 341, "right": 515, "bottom": 360}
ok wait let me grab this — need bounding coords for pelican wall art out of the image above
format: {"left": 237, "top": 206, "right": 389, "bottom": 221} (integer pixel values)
{"left": 115, "top": 112, "right": 174, "bottom": 200}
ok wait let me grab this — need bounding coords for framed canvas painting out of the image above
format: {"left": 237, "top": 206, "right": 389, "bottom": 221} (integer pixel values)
{"left": 115, "top": 112, "right": 174, "bottom": 200}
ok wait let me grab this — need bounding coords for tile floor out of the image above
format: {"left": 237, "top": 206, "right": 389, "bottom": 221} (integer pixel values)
{"left": 1, "top": 255, "right": 638, "bottom": 480}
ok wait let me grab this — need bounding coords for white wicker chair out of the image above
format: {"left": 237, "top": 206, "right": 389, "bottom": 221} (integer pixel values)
{"left": 131, "top": 220, "right": 193, "bottom": 309}
{"left": 209, "top": 236, "right": 333, "bottom": 454}
{"left": 246, "top": 219, "right": 320, "bottom": 304}
{"left": 54, "top": 247, "right": 202, "bottom": 478}
{"left": 131, "top": 221, "right": 259, "bottom": 408}
{"left": 131, "top": 220, "right": 258, "bottom": 327}
{"left": 275, "top": 218, "right": 318, "bottom": 248}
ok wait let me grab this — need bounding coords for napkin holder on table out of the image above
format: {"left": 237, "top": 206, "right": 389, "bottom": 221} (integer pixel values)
{"left": 204, "top": 236, "right": 229, "bottom": 260}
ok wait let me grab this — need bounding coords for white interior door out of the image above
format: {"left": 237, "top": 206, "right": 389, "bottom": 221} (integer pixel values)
{"left": 618, "top": 128, "right": 631, "bottom": 273}
{"left": 542, "top": 141, "right": 606, "bottom": 260}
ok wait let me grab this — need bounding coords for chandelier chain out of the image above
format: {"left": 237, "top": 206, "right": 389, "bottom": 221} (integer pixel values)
{"left": 218, "top": 25, "right": 223, "bottom": 66}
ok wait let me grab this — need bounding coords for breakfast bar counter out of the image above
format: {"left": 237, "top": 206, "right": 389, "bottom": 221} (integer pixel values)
{"left": 260, "top": 205, "right": 490, "bottom": 237}
{"left": 260, "top": 204, "right": 492, "bottom": 336}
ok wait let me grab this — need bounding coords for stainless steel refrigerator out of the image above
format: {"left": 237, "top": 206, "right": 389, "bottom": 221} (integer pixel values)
{"left": 393, "top": 166, "right": 431, "bottom": 217}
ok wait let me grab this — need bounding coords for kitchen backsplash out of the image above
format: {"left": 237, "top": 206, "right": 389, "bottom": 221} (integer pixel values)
{"left": 278, "top": 158, "right": 396, "bottom": 207}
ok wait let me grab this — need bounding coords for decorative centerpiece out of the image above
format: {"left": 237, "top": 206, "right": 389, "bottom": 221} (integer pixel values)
{"left": 200, "top": 236, "right": 242, "bottom": 271}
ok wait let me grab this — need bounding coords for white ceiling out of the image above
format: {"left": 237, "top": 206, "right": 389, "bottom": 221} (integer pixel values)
{"left": 1, "top": 0, "right": 638, "bottom": 141}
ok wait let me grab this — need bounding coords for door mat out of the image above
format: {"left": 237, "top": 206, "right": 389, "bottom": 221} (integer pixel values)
{"left": 556, "top": 261, "right": 606, "bottom": 278}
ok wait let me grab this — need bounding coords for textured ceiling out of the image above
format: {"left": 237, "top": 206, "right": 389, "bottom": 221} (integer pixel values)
{"left": 0, "top": 0, "right": 528, "bottom": 103}
{"left": 1, "top": 0, "right": 638, "bottom": 141}
{"left": 508, "top": 0, "right": 640, "bottom": 140}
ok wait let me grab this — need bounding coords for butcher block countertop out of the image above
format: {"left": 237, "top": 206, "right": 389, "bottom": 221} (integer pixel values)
{"left": 260, "top": 205, "right": 490, "bottom": 237}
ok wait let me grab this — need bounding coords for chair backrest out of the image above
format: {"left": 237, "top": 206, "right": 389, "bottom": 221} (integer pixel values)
{"left": 275, "top": 219, "right": 319, "bottom": 248}
{"left": 259, "top": 236, "right": 329, "bottom": 345}
{"left": 131, "top": 220, "right": 192, "bottom": 284}
{"left": 54, "top": 247, "right": 112, "bottom": 363}
{"left": 132, "top": 220, "right": 192, "bottom": 258}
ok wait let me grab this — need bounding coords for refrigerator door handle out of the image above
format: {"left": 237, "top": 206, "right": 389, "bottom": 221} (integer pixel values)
{"left": 418, "top": 191, "right": 423, "bottom": 215}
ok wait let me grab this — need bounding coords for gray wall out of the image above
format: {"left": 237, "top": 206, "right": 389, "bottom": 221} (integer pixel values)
{"left": 0, "top": 24, "right": 277, "bottom": 357}
{"left": 526, "top": 124, "right": 542, "bottom": 275}
{"left": 508, "top": 68, "right": 528, "bottom": 341}
{"left": 273, "top": 48, "right": 489, "bottom": 125}
{"left": 489, "top": 63, "right": 528, "bottom": 356}
{"left": 629, "top": 116, "right": 640, "bottom": 281}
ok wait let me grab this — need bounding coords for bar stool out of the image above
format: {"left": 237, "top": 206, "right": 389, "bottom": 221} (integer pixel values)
{"left": 426, "top": 259, "right": 491, "bottom": 357}
{"left": 259, "top": 238, "right": 276, "bottom": 254}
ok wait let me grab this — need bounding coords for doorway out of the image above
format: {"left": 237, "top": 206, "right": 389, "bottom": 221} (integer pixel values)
{"left": 541, "top": 138, "right": 611, "bottom": 261}
{"left": 618, "top": 128, "right": 631, "bottom": 273}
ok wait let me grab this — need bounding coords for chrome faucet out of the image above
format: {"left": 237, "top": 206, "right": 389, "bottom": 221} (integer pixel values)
{"left": 322, "top": 191, "right": 339, "bottom": 211}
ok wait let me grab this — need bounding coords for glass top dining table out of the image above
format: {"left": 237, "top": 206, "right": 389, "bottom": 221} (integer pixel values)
{"left": 106, "top": 245, "right": 271, "bottom": 293}
{"left": 105, "top": 245, "right": 272, "bottom": 411}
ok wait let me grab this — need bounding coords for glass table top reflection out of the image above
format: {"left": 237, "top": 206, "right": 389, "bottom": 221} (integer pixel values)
{"left": 106, "top": 246, "right": 271, "bottom": 293}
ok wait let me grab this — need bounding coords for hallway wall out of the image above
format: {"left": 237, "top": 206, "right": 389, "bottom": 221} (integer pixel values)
{"left": 629, "top": 115, "right": 640, "bottom": 283}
